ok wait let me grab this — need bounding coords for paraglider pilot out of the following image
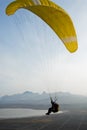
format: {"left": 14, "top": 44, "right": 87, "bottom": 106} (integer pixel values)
{"left": 46, "top": 98, "right": 59, "bottom": 115}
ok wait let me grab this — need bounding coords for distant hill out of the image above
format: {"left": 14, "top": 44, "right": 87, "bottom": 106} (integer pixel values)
{"left": 0, "top": 91, "right": 87, "bottom": 110}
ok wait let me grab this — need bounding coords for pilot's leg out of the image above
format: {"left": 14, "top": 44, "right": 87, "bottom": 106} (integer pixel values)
{"left": 46, "top": 107, "right": 52, "bottom": 115}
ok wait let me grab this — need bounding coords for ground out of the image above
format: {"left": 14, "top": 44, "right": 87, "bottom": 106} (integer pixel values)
{"left": 0, "top": 110, "right": 87, "bottom": 130}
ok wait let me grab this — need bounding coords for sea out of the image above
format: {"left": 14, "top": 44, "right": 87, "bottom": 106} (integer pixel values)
{"left": 0, "top": 108, "right": 47, "bottom": 119}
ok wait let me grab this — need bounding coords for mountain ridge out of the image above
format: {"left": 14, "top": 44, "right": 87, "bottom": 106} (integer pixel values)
{"left": 0, "top": 91, "right": 87, "bottom": 110}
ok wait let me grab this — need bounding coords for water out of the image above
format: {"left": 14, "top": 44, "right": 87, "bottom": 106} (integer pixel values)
{"left": 0, "top": 108, "right": 47, "bottom": 119}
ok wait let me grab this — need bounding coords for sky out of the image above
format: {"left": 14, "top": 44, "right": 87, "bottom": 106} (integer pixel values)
{"left": 0, "top": 0, "right": 87, "bottom": 96}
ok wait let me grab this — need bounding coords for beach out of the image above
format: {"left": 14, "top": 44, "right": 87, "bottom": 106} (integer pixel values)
{"left": 0, "top": 110, "right": 87, "bottom": 130}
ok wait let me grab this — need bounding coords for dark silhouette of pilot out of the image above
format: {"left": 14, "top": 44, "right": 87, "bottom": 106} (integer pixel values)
{"left": 46, "top": 98, "right": 59, "bottom": 115}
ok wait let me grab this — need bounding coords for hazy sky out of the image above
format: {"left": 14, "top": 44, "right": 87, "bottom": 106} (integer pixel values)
{"left": 0, "top": 0, "right": 87, "bottom": 96}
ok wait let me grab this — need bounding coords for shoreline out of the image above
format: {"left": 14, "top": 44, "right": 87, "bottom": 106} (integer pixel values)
{"left": 0, "top": 108, "right": 63, "bottom": 120}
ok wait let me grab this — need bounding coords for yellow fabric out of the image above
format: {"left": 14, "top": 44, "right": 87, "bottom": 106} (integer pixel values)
{"left": 6, "top": 0, "right": 78, "bottom": 53}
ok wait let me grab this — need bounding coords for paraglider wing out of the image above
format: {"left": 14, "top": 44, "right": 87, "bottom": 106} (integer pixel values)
{"left": 6, "top": 0, "right": 78, "bottom": 53}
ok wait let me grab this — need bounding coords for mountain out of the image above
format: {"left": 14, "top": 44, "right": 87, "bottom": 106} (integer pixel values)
{"left": 0, "top": 91, "right": 87, "bottom": 110}
{"left": 0, "top": 91, "right": 49, "bottom": 104}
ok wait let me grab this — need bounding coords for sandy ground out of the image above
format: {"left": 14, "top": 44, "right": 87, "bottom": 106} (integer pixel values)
{"left": 0, "top": 110, "right": 87, "bottom": 130}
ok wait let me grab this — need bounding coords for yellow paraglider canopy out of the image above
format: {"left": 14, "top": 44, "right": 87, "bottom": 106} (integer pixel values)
{"left": 5, "top": 0, "right": 78, "bottom": 53}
